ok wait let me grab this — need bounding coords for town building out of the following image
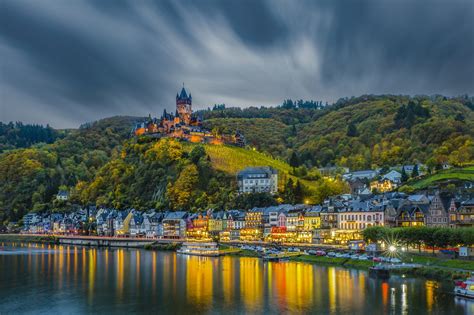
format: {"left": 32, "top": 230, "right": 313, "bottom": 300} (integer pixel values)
{"left": 337, "top": 201, "right": 384, "bottom": 230}
{"left": 237, "top": 166, "right": 278, "bottom": 194}
{"left": 162, "top": 211, "right": 188, "bottom": 239}
{"left": 425, "top": 192, "right": 450, "bottom": 227}
{"left": 449, "top": 199, "right": 474, "bottom": 228}
{"left": 395, "top": 204, "right": 428, "bottom": 227}
{"left": 382, "top": 170, "right": 402, "bottom": 184}
{"left": 343, "top": 169, "right": 378, "bottom": 181}
{"left": 56, "top": 190, "right": 69, "bottom": 201}
{"left": 370, "top": 178, "right": 397, "bottom": 193}
{"left": 347, "top": 178, "right": 367, "bottom": 195}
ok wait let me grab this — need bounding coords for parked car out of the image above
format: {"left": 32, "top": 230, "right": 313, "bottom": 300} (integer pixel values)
{"left": 390, "top": 258, "right": 401, "bottom": 263}
{"left": 315, "top": 250, "right": 326, "bottom": 256}
{"left": 373, "top": 257, "right": 383, "bottom": 262}
{"left": 308, "top": 250, "right": 317, "bottom": 255}
{"left": 327, "top": 252, "right": 336, "bottom": 257}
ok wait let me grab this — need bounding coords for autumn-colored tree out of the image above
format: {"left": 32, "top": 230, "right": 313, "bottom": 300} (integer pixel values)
{"left": 167, "top": 164, "right": 199, "bottom": 210}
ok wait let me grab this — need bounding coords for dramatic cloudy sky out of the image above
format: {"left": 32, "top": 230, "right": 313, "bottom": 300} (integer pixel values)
{"left": 1, "top": 0, "right": 473, "bottom": 128}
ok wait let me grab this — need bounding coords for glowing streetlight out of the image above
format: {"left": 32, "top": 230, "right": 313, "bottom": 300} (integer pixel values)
{"left": 388, "top": 245, "right": 396, "bottom": 253}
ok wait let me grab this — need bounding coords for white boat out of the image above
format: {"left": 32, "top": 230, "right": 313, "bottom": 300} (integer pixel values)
{"left": 454, "top": 276, "right": 474, "bottom": 299}
{"left": 177, "top": 241, "right": 219, "bottom": 257}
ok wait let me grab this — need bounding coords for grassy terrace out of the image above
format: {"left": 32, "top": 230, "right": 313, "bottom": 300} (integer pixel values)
{"left": 404, "top": 254, "right": 474, "bottom": 271}
{"left": 186, "top": 143, "right": 320, "bottom": 191}
{"left": 407, "top": 166, "right": 474, "bottom": 189}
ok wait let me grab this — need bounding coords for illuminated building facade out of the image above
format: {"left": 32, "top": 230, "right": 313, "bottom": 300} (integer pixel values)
{"left": 133, "top": 86, "right": 245, "bottom": 146}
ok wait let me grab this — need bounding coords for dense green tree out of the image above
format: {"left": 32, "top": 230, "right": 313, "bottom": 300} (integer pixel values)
{"left": 346, "top": 122, "right": 358, "bottom": 137}
{"left": 233, "top": 192, "right": 277, "bottom": 209}
{"left": 282, "top": 178, "right": 295, "bottom": 204}
{"left": 190, "top": 145, "right": 206, "bottom": 164}
{"left": 401, "top": 167, "right": 409, "bottom": 183}
{"left": 289, "top": 151, "right": 300, "bottom": 170}
{"left": 411, "top": 164, "right": 419, "bottom": 178}
{"left": 294, "top": 180, "right": 304, "bottom": 204}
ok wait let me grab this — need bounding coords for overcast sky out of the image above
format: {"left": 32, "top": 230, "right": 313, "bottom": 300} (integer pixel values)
{"left": 1, "top": 0, "right": 473, "bottom": 128}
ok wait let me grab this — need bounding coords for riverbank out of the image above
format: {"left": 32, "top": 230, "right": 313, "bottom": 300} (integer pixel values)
{"left": 219, "top": 245, "right": 473, "bottom": 281}
{"left": 289, "top": 254, "right": 471, "bottom": 281}
{"left": 0, "top": 234, "right": 58, "bottom": 244}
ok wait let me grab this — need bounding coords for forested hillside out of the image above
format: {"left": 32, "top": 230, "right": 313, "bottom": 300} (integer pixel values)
{"left": 0, "top": 116, "right": 143, "bottom": 222}
{"left": 202, "top": 95, "right": 474, "bottom": 170}
{"left": 0, "top": 122, "right": 60, "bottom": 152}
{"left": 1, "top": 95, "right": 473, "bottom": 224}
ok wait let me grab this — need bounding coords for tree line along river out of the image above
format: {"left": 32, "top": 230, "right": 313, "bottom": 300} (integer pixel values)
{"left": 0, "top": 243, "right": 472, "bottom": 314}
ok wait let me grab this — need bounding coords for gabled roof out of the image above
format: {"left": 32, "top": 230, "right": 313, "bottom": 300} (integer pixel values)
{"left": 462, "top": 199, "right": 474, "bottom": 206}
{"left": 398, "top": 204, "right": 429, "bottom": 215}
{"left": 164, "top": 211, "right": 188, "bottom": 220}
{"left": 57, "top": 190, "right": 69, "bottom": 197}
{"left": 407, "top": 194, "right": 429, "bottom": 203}
{"left": 237, "top": 166, "right": 278, "bottom": 178}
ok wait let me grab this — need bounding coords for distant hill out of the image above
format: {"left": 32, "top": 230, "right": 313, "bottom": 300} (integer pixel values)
{"left": 0, "top": 122, "right": 61, "bottom": 153}
{"left": 201, "top": 95, "right": 474, "bottom": 170}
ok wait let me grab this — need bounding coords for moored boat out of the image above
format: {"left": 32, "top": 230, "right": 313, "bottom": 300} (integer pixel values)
{"left": 177, "top": 241, "right": 219, "bottom": 257}
{"left": 369, "top": 265, "right": 390, "bottom": 279}
{"left": 454, "top": 276, "right": 474, "bottom": 299}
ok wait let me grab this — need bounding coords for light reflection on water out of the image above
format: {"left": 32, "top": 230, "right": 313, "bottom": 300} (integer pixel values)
{"left": 0, "top": 243, "right": 471, "bottom": 314}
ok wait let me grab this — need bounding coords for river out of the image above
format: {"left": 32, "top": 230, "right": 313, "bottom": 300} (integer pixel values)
{"left": 0, "top": 243, "right": 471, "bottom": 314}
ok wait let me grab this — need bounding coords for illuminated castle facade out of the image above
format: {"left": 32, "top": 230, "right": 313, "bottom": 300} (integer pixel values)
{"left": 176, "top": 87, "right": 193, "bottom": 125}
{"left": 133, "top": 86, "right": 245, "bottom": 146}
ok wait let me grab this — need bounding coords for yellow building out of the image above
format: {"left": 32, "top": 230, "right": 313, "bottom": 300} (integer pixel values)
{"left": 187, "top": 213, "right": 210, "bottom": 240}
{"left": 303, "top": 213, "right": 321, "bottom": 231}
{"left": 239, "top": 228, "right": 262, "bottom": 241}
{"left": 370, "top": 179, "right": 396, "bottom": 193}
{"left": 245, "top": 210, "right": 263, "bottom": 229}
{"left": 265, "top": 227, "right": 312, "bottom": 244}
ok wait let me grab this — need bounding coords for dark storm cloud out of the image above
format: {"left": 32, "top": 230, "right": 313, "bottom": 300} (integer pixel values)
{"left": 0, "top": 0, "right": 473, "bottom": 128}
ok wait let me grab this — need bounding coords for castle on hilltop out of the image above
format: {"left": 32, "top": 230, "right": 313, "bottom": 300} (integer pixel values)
{"left": 133, "top": 86, "right": 245, "bottom": 146}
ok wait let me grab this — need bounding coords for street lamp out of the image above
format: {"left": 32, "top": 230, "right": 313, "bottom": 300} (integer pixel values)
{"left": 389, "top": 245, "right": 396, "bottom": 253}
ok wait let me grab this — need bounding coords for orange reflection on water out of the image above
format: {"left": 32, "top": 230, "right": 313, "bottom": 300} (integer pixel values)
{"left": 382, "top": 282, "right": 389, "bottom": 307}
{"left": 221, "top": 257, "right": 234, "bottom": 304}
{"left": 328, "top": 267, "right": 336, "bottom": 311}
{"left": 116, "top": 249, "right": 124, "bottom": 300}
{"left": 152, "top": 251, "right": 157, "bottom": 293}
{"left": 270, "top": 262, "right": 314, "bottom": 312}
{"left": 239, "top": 257, "right": 262, "bottom": 310}
{"left": 58, "top": 245, "right": 64, "bottom": 289}
{"left": 425, "top": 280, "right": 435, "bottom": 312}
{"left": 136, "top": 250, "right": 141, "bottom": 288}
{"left": 185, "top": 256, "right": 213, "bottom": 307}
{"left": 88, "top": 249, "right": 96, "bottom": 304}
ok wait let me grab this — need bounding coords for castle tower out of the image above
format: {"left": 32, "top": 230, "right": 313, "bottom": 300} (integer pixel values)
{"left": 176, "top": 85, "right": 192, "bottom": 125}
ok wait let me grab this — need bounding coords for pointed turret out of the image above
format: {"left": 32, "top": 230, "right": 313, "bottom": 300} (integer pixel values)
{"left": 176, "top": 84, "right": 192, "bottom": 125}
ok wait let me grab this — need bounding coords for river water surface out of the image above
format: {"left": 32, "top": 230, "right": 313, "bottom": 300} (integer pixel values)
{"left": 0, "top": 243, "right": 472, "bottom": 314}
